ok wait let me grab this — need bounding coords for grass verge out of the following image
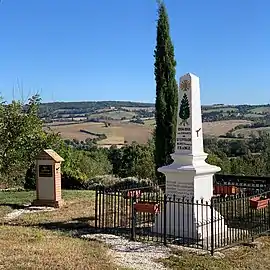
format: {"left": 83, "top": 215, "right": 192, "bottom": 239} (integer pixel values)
{"left": 0, "top": 225, "right": 118, "bottom": 270}
{"left": 0, "top": 190, "right": 123, "bottom": 270}
{"left": 161, "top": 237, "right": 270, "bottom": 270}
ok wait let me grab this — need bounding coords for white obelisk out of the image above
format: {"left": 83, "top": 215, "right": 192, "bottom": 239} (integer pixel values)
{"left": 152, "top": 73, "right": 225, "bottom": 240}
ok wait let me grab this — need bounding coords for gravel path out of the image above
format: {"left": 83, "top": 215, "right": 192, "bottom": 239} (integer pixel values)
{"left": 81, "top": 234, "right": 171, "bottom": 270}
{"left": 3, "top": 205, "right": 56, "bottom": 221}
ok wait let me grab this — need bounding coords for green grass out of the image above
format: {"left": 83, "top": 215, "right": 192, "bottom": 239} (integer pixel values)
{"left": 3, "top": 190, "right": 270, "bottom": 270}
{"left": 0, "top": 225, "right": 118, "bottom": 270}
{"left": 0, "top": 190, "right": 95, "bottom": 221}
{"left": 144, "top": 118, "right": 156, "bottom": 126}
{"left": 0, "top": 190, "right": 35, "bottom": 204}
{"left": 249, "top": 106, "right": 270, "bottom": 114}
{"left": 161, "top": 237, "right": 270, "bottom": 270}
{"left": 0, "top": 190, "right": 124, "bottom": 270}
{"left": 0, "top": 190, "right": 35, "bottom": 218}
{"left": 202, "top": 107, "right": 239, "bottom": 113}
{"left": 244, "top": 113, "right": 265, "bottom": 118}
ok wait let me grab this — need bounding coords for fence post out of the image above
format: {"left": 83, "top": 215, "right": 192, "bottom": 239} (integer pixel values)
{"left": 268, "top": 199, "right": 270, "bottom": 230}
{"left": 210, "top": 197, "right": 214, "bottom": 256}
{"left": 131, "top": 196, "right": 136, "bottom": 241}
{"left": 95, "top": 186, "right": 98, "bottom": 230}
{"left": 164, "top": 193, "right": 167, "bottom": 245}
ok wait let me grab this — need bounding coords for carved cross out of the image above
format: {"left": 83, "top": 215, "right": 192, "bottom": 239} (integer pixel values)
{"left": 196, "top": 128, "right": 201, "bottom": 137}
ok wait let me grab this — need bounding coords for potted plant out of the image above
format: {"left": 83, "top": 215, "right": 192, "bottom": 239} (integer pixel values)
{"left": 214, "top": 185, "right": 240, "bottom": 196}
{"left": 249, "top": 195, "right": 270, "bottom": 210}
{"left": 134, "top": 201, "right": 160, "bottom": 214}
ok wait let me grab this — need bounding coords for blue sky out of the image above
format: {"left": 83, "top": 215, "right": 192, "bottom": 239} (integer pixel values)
{"left": 0, "top": 0, "right": 269, "bottom": 105}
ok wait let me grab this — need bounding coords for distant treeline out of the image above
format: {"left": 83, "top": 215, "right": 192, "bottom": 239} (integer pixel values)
{"left": 38, "top": 100, "right": 270, "bottom": 123}
{"left": 39, "top": 101, "right": 154, "bottom": 113}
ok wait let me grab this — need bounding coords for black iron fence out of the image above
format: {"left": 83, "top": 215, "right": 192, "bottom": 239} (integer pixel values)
{"left": 95, "top": 184, "right": 270, "bottom": 254}
{"left": 214, "top": 174, "right": 270, "bottom": 196}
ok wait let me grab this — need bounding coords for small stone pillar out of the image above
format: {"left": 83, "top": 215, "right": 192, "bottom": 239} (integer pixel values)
{"left": 32, "top": 149, "right": 64, "bottom": 208}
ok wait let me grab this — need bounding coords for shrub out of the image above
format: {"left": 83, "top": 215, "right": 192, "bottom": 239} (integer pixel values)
{"left": 24, "top": 164, "right": 36, "bottom": 190}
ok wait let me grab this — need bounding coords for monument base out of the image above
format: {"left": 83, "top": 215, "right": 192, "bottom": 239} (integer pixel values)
{"left": 32, "top": 199, "right": 63, "bottom": 208}
{"left": 152, "top": 204, "right": 227, "bottom": 241}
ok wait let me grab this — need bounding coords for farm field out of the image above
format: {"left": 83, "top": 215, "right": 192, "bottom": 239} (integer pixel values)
{"left": 202, "top": 120, "right": 253, "bottom": 136}
{"left": 45, "top": 119, "right": 253, "bottom": 144}
{"left": 249, "top": 106, "right": 270, "bottom": 114}
{"left": 203, "top": 107, "right": 238, "bottom": 113}
{"left": 233, "top": 126, "right": 270, "bottom": 138}
{"left": 244, "top": 113, "right": 265, "bottom": 118}
{"left": 89, "top": 110, "right": 137, "bottom": 120}
{"left": 45, "top": 121, "right": 153, "bottom": 144}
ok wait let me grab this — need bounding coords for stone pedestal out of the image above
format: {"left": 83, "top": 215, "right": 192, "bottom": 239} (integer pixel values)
{"left": 152, "top": 153, "right": 225, "bottom": 240}
{"left": 152, "top": 73, "right": 226, "bottom": 240}
{"left": 32, "top": 149, "right": 64, "bottom": 208}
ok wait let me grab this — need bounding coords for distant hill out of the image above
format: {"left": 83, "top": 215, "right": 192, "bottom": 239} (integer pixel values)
{"left": 39, "top": 101, "right": 155, "bottom": 122}
{"left": 39, "top": 100, "right": 270, "bottom": 124}
{"left": 39, "top": 101, "right": 154, "bottom": 112}
{"left": 42, "top": 101, "right": 270, "bottom": 144}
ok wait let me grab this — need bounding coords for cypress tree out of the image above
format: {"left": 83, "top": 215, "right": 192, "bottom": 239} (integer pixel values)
{"left": 154, "top": 1, "right": 178, "bottom": 181}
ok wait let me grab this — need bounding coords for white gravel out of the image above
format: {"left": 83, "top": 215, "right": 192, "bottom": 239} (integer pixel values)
{"left": 3, "top": 205, "right": 56, "bottom": 221}
{"left": 81, "top": 234, "right": 171, "bottom": 270}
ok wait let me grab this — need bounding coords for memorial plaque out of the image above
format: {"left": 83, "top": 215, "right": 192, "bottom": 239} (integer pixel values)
{"left": 39, "top": 165, "right": 53, "bottom": 177}
{"left": 176, "top": 183, "right": 194, "bottom": 199}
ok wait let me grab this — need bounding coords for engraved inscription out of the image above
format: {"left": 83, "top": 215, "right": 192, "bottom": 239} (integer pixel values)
{"left": 167, "top": 182, "right": 194, "bottom": 200}
{"left": 176, "top": 183, "right": 194, "bottom": 199}
{"left": 39, "top": 165, "right": 53, "bottom": 178}
{"left": 166, "top": 181, "right": 177, "bottom": 195}
{"left": 176, "top": 127, "right": 192, "bottom": 151}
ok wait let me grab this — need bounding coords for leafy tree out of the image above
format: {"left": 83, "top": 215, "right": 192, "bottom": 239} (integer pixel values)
{"left": 108, "top": 145, "right": 124, "bottom": 176}
{"left": 108, "top": 141, "right": 155, "bottom": 180}
{"left": 0, "top": 94, "right": 61, "bottom": 188}
{"left": 154, "top": 1, "right": 178, "bottom": 180}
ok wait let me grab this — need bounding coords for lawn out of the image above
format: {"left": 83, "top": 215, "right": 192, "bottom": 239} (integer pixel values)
{"left": 161, "top": 237, "right": 270, "bottom": 270}
{"left": 2, "top": 190, "right": 270, "bottom": 270}
{"left": 0, "top": 190, "right": 123, "bottom": 270}
{"left": 0, "top": 225, "right": 117, "bottom": 270}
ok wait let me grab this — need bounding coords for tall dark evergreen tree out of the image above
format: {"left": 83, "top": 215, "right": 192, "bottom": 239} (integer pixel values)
{"left": 154, "top": 1, "right": 178, "bottom": 179}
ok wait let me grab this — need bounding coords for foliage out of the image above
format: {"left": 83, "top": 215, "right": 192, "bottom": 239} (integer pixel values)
{"left": 154, "top": 1, "right": 178, "bottom": 179}
{"left": 2, "top": 92, "right": 270, "bottom": 190}
{"left": 0, "top": 95, "right": 61, "bottom": 188}
{"left": 57, "top": 143, "right": 112, "bottom": 182}
{"left": 108, "top": 140, "right": 155, "bottom": 180}
{"left": 24, "top": 163, "right": 36, "bottom": 190}
{"left": 205, "top": 132, "right": 270, "bottom": 176}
